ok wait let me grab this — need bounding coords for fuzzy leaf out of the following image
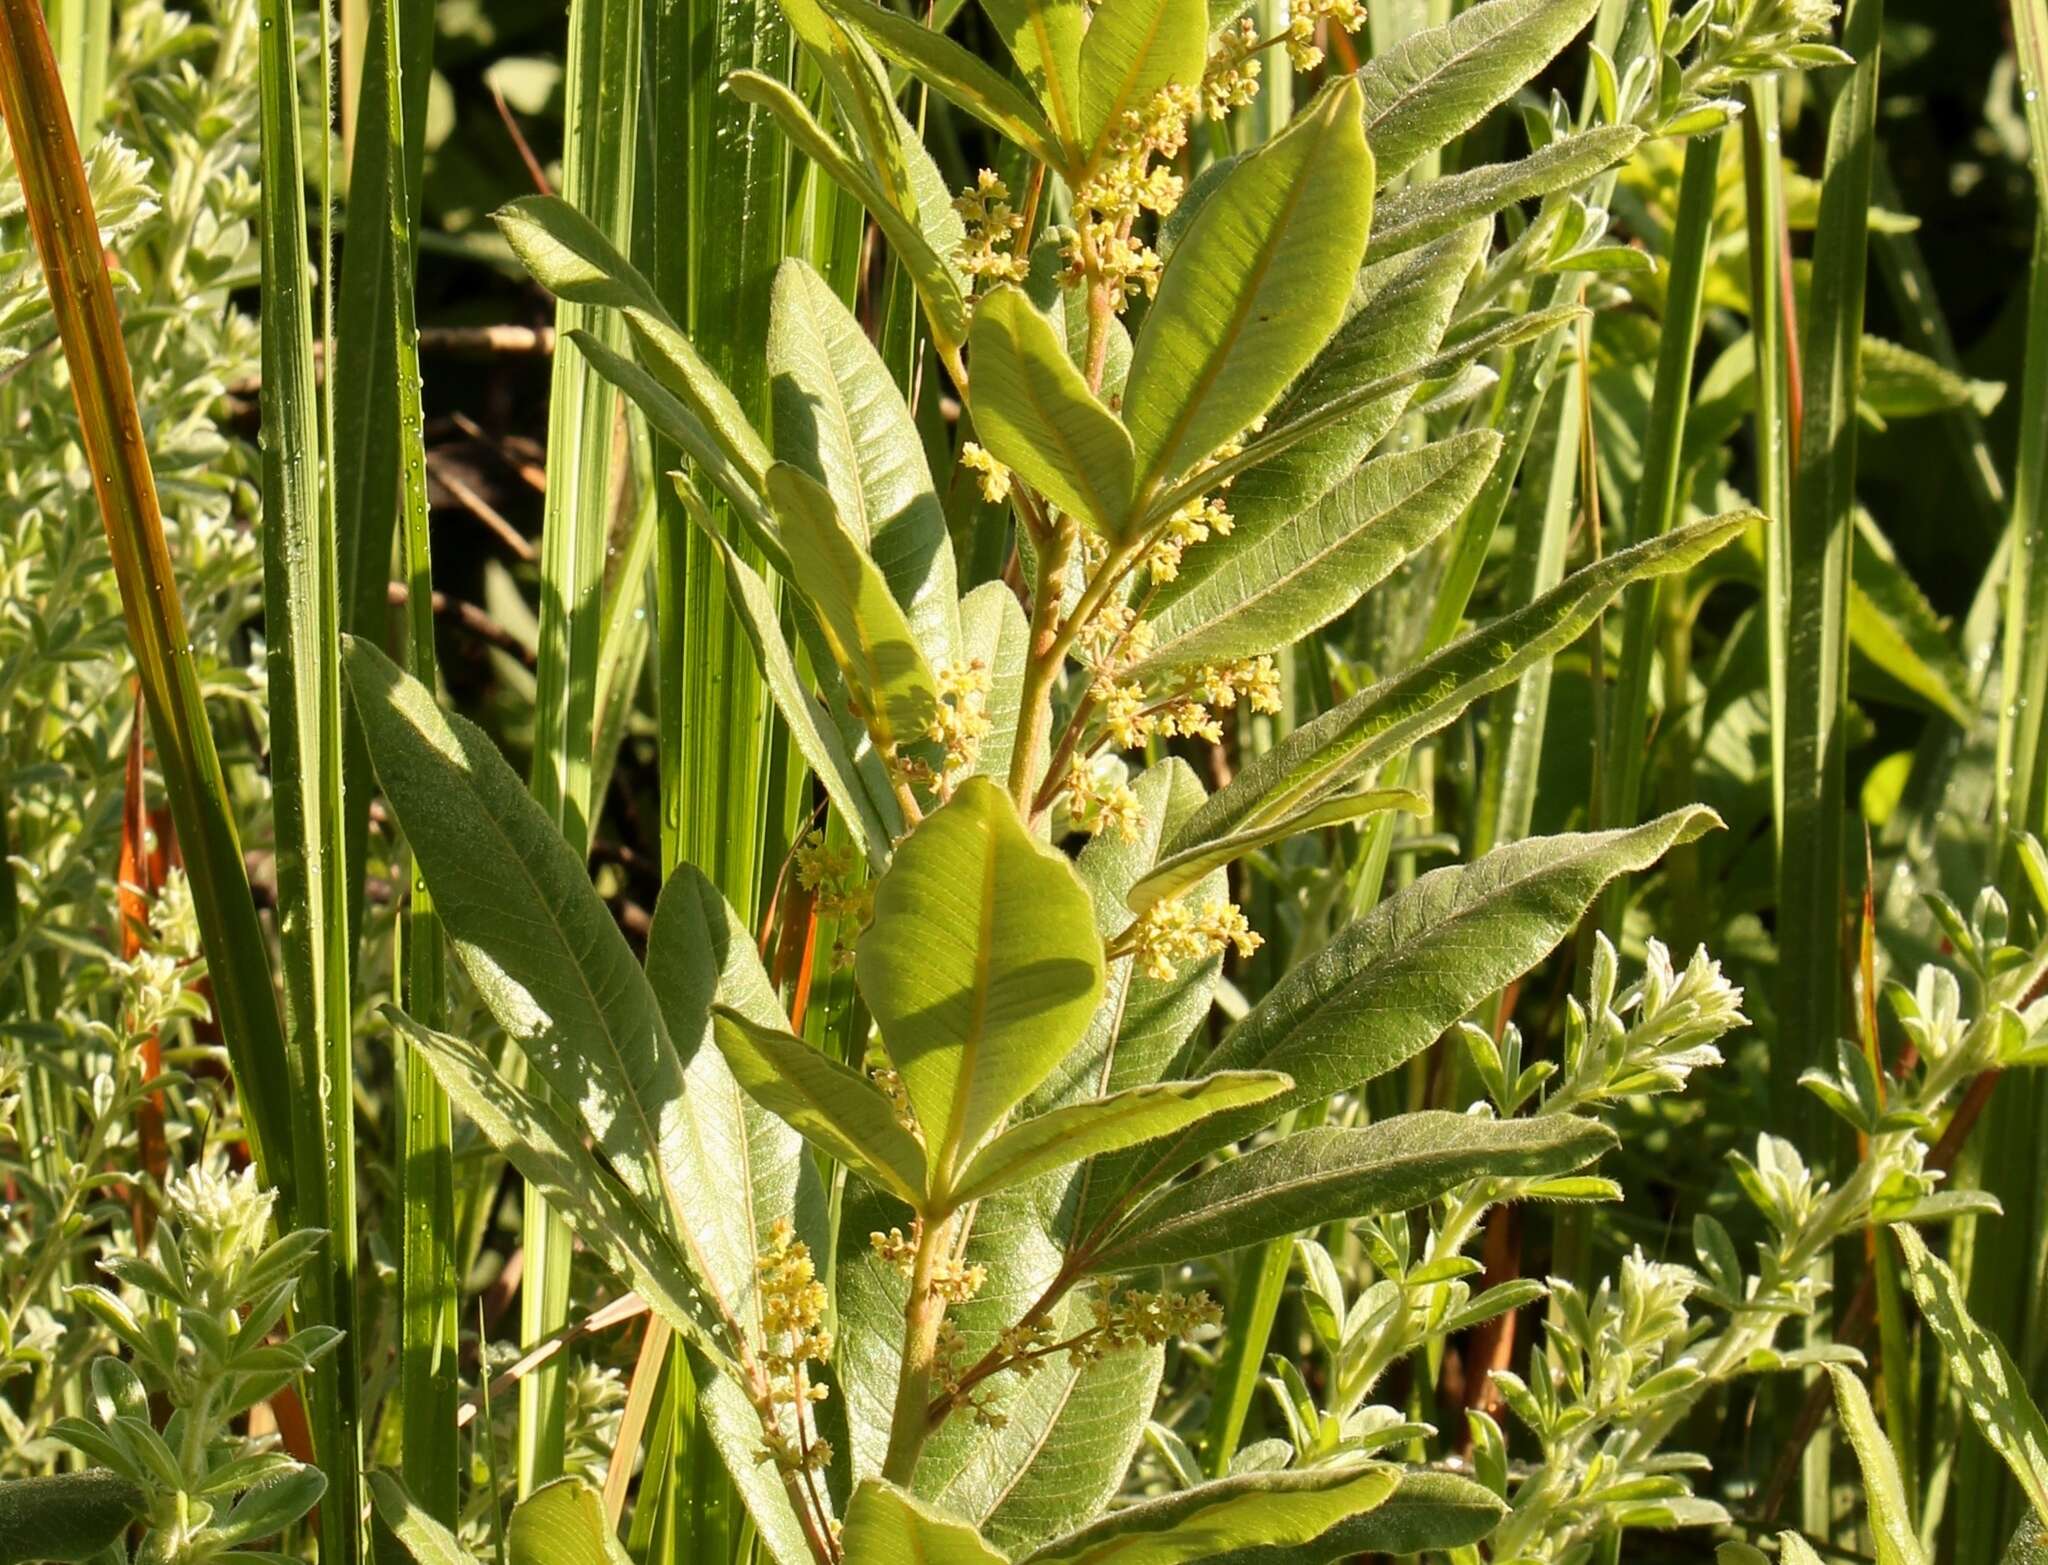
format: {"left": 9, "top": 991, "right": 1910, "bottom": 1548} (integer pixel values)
{"left": 825, "top": 0, "right": 1062, "bottom": 159}
{"left": 508, "top": 1479, "right": 633, "bottom": 1565}
{"left": 1127, "top": 788, "right": 1428, "bottom": 915}
{"left": 0, "top": 1473, "right": 147, "bottom": 1565}
{"left": 1020, "top": 1464, "right": 1399, "bottom": 1565}
{"left": 842, "top": 1481, "right": 1007, "bottom": 1564}
{"left": 948, "top": 1072, "right": 1290, "bottom": 1206}
{"left": 1124, "top": 79, "right": 1373, "bottom": 496}
{"left": 967, "top": 284, "right": 1136, "bottom": 538}
{"left": 1368, "top": 125, "right": 1643, "bottom": 261}
{"left": 1827, "top": 1366, "right": 1927, "bottom": 1565}
{"left": 370, "top": 1473, "right": 477, "bottom": 1565}
{"left": 858, "top": 776, "right": 1105, "bottom": 1183}
{"left": 1077, "top": 0, "right": 1207, "bottom": 164}
{"left": 1090, "top": 1113, "right": 1615, "bottom": 1269}
{"left": 1356, "top": 0, "right": 1600, "bottom": 182}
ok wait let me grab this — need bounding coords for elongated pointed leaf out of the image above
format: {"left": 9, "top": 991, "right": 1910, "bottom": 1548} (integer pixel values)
{"left": 1237, "top": 1472, "right": 1504, "bottom": 1560}
{"left": 1135, "top": 433, "right": 1501, "bottom": 677}
{"left": 1368, "top": 125, "right": 1643, "bottom": 261}
{"left": 370, "top": 1473, "right": 477, "bottom": 1565}
{"left": 1849, "top": 508, "right": 1973, "bottom": 723}
{"left": 711, "top": 1006, "right": 930, "bottom": 1205}
{"left": 696, "top": 516, "right": 899, "bottom": 859}
{"left": 1124, "top": 79, "right": 1373, "bottom": 496}
{"left": 948, "top": 1072, "right": 1289, "bottom": 1207}
{"left": 843, "top": 1480, "right": 1007, "bottom": 1564}
{"left": 1895, "top": 1226, "right": 2048, "bottom": 1516}
{"left": 978, "top": 0, "right": 1084, "bottom": 146}
{"left": 1128, "top": 788, "right": 1427, "bottom": 915}
{"left": 1091, "top": 1113, "right": 1615, "bottom": 1270}
{"left": 1020, "top": 1464, "right": 1398, "bottom": 1565}
{"left": 1113, "top": 809, "right": 1719, "bottom": 1199}
{"left": 729, "top": 68, "right": 971, "bottom": 357}
{"left": 1172, "top": 513, "right": 1751, "bottom": 853}
{"left": 771, "top": 463, "right": 941, "bottom": 751}
{"left": 824, "top": 0, "right": 1062, "bottom": 159}
{"left": 967, "top": 285, "right": 1136, "bottom": 538}
{"left": 858, "top": 776, "right": 1105, "bottom": 1183}
{"left": 508, "top": 1480, "right": 633, "bottom": 1565}
{"left": 961, "top": 580, "right": 1034, "bottom": 787}
{"left": 1355, "top": 0, "right": 1599, "bottom": 182}
{"left": 1828, "top": 1366, "right": 1927, "bottom": 1565}
{"left": 1077, "top": 0, "right": 1206, "bottom": 165}
{"left": 770, "top": 257, "right": 959, "bottom": 667}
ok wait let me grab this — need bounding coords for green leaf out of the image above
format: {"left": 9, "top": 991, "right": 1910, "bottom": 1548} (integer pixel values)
{"left": 494, "top": 195, "right": 771, "bottom": 487}
{"left": 508, "top": 1478, "right": 633, "bottom": 1565}
{"left": 727, "top": 69, "right": 971, "bottom": 356}
{"left": 711, "top": 1005, "right": 931, "bottom": 1206}
{"left": 769, "top": 257, "right": 960, "bottom": 668}
{"left": 1135, "top": 432, "right": 1501, "bottom": 677}
{"left": 978, "top": 0, "right": 1086, "bottom": 148}
{"left": 948, "top": 1072, "right": 1290, "bottom": 1206}
{"left": 1116, "top": 810, "right": 1720, "bottom": 1194}
{"left": 960, "top": 581, "right": 1035, "bottom": 787}
{"left": 1127, "top": 788, "right": 1428, "bottom": 915}
{"left": 1172, "top": 513, "right": 1751, "bottom": 851}
{"left": 1123, "top": 79, "right": 1374, "bottom": 497}
{"left": 771, "top": 462, "right": 941, "bottom": 751}
{"left": 1895, "top": 1226, "right": 2048, "bottom": 1517}
{"left": 1355, "top": 0, "right": 1600, "bottom": 183}
{"left": 1020, "top": 1464, "right": 1398, "bottom": 1565}
{"left": 967, "top": 285, "right": 1137, "bottom": 538}
{"left": 1849, "top": 509, "right": 1973, "bottom": 724}
{"left": 857, "top": 776, "right": 1105, "bottom": 1184}
{"left": 842, "top": 1480, "right": 1006, "bottom": 1564}
{"left": 1367, "top": 125, "right": 1643, "bottom": 262}
{"left": 2005, "top": 1516, "right": 2048, "bottom": 1565}
{"left": 0, "top": 1472, "right": 147, "bottom": 1565}
{"left": 824, "top": 0, "right": 1062, "bottom": 160}
{"left": 1252, "top": 1472, "right": 1504, "bottom": 1559}
{"left": 1827, "top": 1366, "right": 1927, "bottom": 1565}
{"left": 1859, "top": 334, "right": 2004, "bottom": 422}
{"left": 369, "top": 1472, "right": 479, "bottom": 1565}
{"left": 1077, "top": 0, "right": 1207, "bottom": 166}
{"left": 1089, "top": 1113, "right": 1616, "bottom": 1270}
{"left": 693, "top": 512, "right": 901, "bottom": 860}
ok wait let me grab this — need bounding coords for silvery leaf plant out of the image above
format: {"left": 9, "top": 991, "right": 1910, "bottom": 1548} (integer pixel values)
{"left": 337, "top": 0, "right": 1858, "bottom": 1561}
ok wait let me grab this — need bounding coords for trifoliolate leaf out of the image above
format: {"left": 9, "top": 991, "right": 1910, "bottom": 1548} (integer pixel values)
{"left": 1088, "top": 1112, "right": 1616, "bottom": 1270}
{"left": 1895, "top": 1226, "right": 2048, "bottom": 1516}
{"left": 857, "top": 776, "right": 1105, "bottom": 1186}
{"left": 770, "top": 461, "right": 941, "bottom": 751}
{"left": 1077, "top": 0, "right": 1206, "bottom": 167}
{"left": 1827, "top": 1366, "right": 1927, "bottom": 1565}
{"left": 1355, "top": 0, "right": 1600, "bottom": 182}
{"left": 1126, "top": 788, "right": 1428, "bottom": 915}
{"left": 1020, "top": 1464, "right": 1398, "bottom": 1565}
{"left": 947, "top": 1072, "right": 1290, "bottom": 1207}
{"left": 710, "top": 1005, "right": 930, "bottom": 1206}
{"left": 768, "top": 256, "right": 960, "bottom": 668}
{"left": 1171, "top": 512, "right": 1752, "bottom": 852}
{"left": 1110, "top": 809, "right": 1719, "bottom": 1198}
{"left": 1367, "top": 124, "right": 1643, "bottom": 262}
{"left": 508, "top": 1479, "right": 634, "bottom": 1565}
{"left": 967, "top": 284, "right": 1136, "bottom": 539}
{"left": 842, "top": 1480, "right": 1007, "bottom": 1564}
{"left": 1123, "top": 78, "right": 1373, "bottom": 497}
{"left": 1136, "top": 431, "right": 1500, "bottom": 675}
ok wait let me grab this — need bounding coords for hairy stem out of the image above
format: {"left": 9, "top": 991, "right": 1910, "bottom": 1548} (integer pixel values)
{"left": 882, "top": 1214, "right": 954, "bottom": 1485}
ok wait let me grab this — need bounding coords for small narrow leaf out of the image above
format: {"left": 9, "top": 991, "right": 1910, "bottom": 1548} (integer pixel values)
{"left": 824, "top": 0, "right": 1062, "bottom": 160}
{"left": 1090, "top": 1113, "right": 1615, "bottom": 1270}
{"left": 1827, "top": 1366, "right": 1928, "bottom": 1565}
{"left": 771, "top": 462, "right": 941, "bottom": 751}
{"left": 710, "top": 1005, "right": 931, "bottom": 1206}
{"left": 1124, "top": 79, "right": 1373, "bottom": 496}
{"left": 1367, "top": 125, "right": 1643, "bottom": 262}
{"left": 967, "top": 285, "right": 1136, "bottom": 538}
{"left": 947, "top": 1072, "right": 1290, "bottom": 1207}
{"left": 1127, "top": 789, "right": 1428, "bottom": 915}
{"left": 857, "top": 776, "right": 1105, "bottom": 1182}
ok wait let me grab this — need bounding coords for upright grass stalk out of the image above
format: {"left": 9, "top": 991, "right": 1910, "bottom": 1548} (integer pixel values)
{"left": 520, "top": 0, "right": 644, "bottom": 1496}
{"left": 253, "top": 0, "right": 361, "bottom": 1549}
{"left": 362, "top": 0, "right": 459, "bottom": 1519}
{"left": 0, "top": 0, "right": 298, "bottom": 1215}
{"left": 1597, "top": 130, "right": 1720, "bottom": 874}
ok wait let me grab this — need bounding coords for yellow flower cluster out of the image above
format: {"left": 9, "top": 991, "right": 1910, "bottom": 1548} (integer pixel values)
{"left": 870, "top": 1225, "right": 918, "bottom": 1271}
{"left": 1144, "top": 427, "right": 1254, "bottom": 580}
{"left": 959, "top": 441, "right": 1012, "bottom": 504}
{"left": 1065, "top": 82, "right": 1197, "bottom": 306}
{"left": 870, "top": 1064, "right": 919, "bottom": 1137}
{"left": 1130, "top": 895, "right": 1263, "bottom": 982}
{"left": 955, "top": 168, "right": 1029, "bottom": 284}
{"left": 793, "top": 830, "right": 869, "bottom": 924}
{"left": 753, "top": 1219, "right": 834, "bottom": 1474}
{"left": 868, "top": 1219, "right": 987, "bottom": 1302}
{"left": 927, "top": 658, "right": 993, "bottom": 784}
{"left": 1284, "top": 0, "right": 1367, "bottom": 71}
{"left": 1076, "top": 600, "right": 1154, "bottom": 676}
{"left": 1203, "top": 19, "right": 1264, "bottom": 118}
{"left": 1065, "top": 758, "right": 1145, "bottom": 843}
{"left": 1068, "top": 1288, "right": 1222, "bottom": 1365}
